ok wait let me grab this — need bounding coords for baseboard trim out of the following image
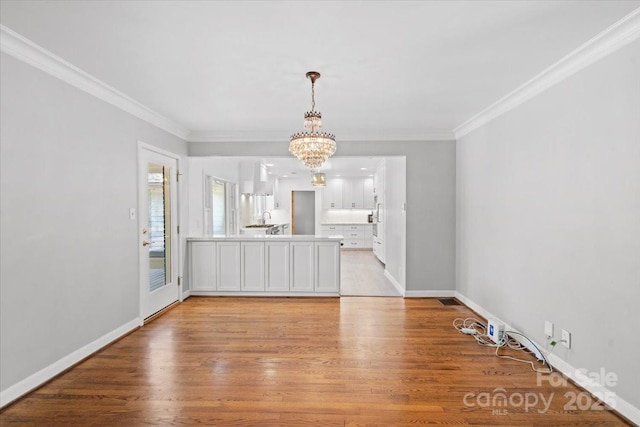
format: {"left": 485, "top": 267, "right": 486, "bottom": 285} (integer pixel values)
{"left": 189, "top": 291, "right": 340, "bottom": 297}
{"left": 383, "top": 270, "right": 405, "bottom": 296}
{"left": 453, "top": 292, "right": 640, "bottom": 426}
{"left": 181, "top": 289, "right": 191, "bottom": 300}
{"left": 0, "top": 317, "right": 141, "bottom": 409}
{"left": 404, "top": 290, "right": 456, "bottom": 298}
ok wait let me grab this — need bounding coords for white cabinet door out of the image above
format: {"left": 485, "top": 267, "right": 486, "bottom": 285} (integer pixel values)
{"left": 217, "top": 241, "right": 241, "bottom": 290}
{"left": 265, "top": 242, "right": 290, "bottom": 291}
{"left": 363, "top": 178, "right": 374, "bottom": 209}
{"left": 320, "top": 225, "right": 342, "bottom": 237}
{"left": 342, "top": 226, "right": 365, "bottom": 248}
{"left": 352, "top": 179, "right": 365, "bottom": 209}
{"left": 290, "top": 241, "right": 314, "bottom": 291}
{"left": 342, "top": 179, "right": 354, "bottom": 208}
{"left": 241, "top": 242, "right": 265, "bottom": 291}
{"left": 315, "top": 242, "right": 340, "bottom": 292}
{"left": 322, "top": 179, "right": 343, "bottom": 209}
{"left": 190, "top": 242, "right": 216, "bottom": 291}
{"left": 364, "top": 225, "right": 373, "bottom": 248}
{"left": 374, "top": 162, "right": 385, "bottom": 202}
{"left": 342, "top": 239, "right": 363, "bottom": 249}
{"left": 342, "top": 179, "right": 366, "bottom": 209}
{"left": 373, "top": 237, "right": 385, "bottom": 264}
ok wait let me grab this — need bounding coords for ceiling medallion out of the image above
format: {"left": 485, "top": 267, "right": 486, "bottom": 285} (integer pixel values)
{"left": 289, "top": 71, "right": 336, "bottom": 169}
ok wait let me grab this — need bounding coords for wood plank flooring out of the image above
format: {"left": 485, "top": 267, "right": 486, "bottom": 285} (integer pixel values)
{"left": 0, "top": 297, "right": 630, "bottom": 426}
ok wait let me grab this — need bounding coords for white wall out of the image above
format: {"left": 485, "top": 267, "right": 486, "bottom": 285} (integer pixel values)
{"left": 0, "top": 54, "right": 188, "bottom": 397}
{"left": 456, "top": 40, "right": 640, "bottom": 411}
{"left": 385, "top": 157, "right": 407, "bottom": 290}
{"left": 189, "top": 141, "right": 456, "bottom": 292}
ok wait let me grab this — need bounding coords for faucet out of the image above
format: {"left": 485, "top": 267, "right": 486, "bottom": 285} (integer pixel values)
{"left": 260, "top": 210, "right": 271, "bottom": 225}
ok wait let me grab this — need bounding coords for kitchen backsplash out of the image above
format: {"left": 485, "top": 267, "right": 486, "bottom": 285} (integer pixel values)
{"left": 321, "top": 209, "right": 372, "bottom": 224}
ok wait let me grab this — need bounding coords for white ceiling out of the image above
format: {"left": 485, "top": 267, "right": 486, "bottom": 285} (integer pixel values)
{"left": 1, "top": 0, "right": 638, "bottom": 143}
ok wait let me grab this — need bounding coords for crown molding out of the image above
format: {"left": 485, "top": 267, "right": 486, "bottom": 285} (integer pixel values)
{"left": 187, "top": 129, "right": 455, "bottom": 143}
{"left": 0, "top": 25, "right": 190, "bottom": 140}
{"left": 454, "top": 8, "right": 640, "bottom": 140}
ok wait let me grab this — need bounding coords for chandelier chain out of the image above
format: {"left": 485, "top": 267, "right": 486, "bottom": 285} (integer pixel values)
{"left": 311, "top": 81, "right": 316, "bottom": 112}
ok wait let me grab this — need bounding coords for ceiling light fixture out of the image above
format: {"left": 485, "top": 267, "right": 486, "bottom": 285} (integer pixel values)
{"left": 289, "top": 71, "right": 336, "bottom": 169}
{"left": 311, "top": 171, "right": 326, "bottom": 187}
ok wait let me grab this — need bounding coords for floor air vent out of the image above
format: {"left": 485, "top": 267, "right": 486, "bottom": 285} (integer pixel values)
{"left": 438, "top": 298, "right": 461, "bottom": 306}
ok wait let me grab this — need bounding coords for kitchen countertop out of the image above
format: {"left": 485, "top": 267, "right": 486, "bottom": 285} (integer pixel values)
{"left": 321, "top": 222, "right": 373, "bottom": 225}
{"left": 188, "top": 234, "right": 344, "bottom": 242}
{"left": 240, "top": 222, "right": 289, "bottom": 229}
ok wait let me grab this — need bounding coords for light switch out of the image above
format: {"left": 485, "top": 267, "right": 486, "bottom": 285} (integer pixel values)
{"left": 129, "top": 208, "right": 136, "bottom": 220}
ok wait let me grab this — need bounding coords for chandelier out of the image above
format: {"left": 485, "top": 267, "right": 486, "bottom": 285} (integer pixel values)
{"left": 311, "top": 171, "right": 326, "bottom": 187}
{"left": 289, "top": 71, "right": 336, "bottom": 169}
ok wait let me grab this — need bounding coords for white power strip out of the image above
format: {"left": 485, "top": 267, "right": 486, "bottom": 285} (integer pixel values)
{"left": 487, "top": 319, "right": 505, "bottom": 343}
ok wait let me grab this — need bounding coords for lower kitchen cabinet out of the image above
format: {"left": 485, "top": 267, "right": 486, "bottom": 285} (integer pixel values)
{"left": 188, "top": 238, "right": 341, "bottom": 295}
{"left": 217, "top": 241, "right": 241, "bottom": 290}
{"left": 190, "top": 241, "right": 216, "bottom": 291}
{"left": 241, "top": 241, "right": 265, "bottom": 291}
{"left": 321, "top": 224, "right": 373, "bottom": 249}
{"left": 315, "top": 242, "right": 340, "bottom": 292}
{"left": 290, "top": 241, "right": 315, "bottom": 292}
{"left": 373, "top": 236, "right": 385, "bottom": 264}
{"left": 265, "top": 241, "right": 290, "bottom": 291}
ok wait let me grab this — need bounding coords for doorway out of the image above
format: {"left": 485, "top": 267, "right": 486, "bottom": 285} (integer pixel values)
{"left": 138, "top": 144, "right": 180, "bottom": 319}
{"left": 292, "top": 191, "right": 315, "bottom": 234}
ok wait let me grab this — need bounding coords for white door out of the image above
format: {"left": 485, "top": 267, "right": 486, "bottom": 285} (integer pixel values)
{"left": 139, "top": 145, "right": 179, "bottom": 319}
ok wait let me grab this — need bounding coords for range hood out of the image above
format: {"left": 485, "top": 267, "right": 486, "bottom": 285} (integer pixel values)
{"left": 239, "top": 162, "right": 274, "bottom": 195}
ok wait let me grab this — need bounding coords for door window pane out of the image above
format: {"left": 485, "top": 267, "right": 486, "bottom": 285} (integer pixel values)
{"left": 148, "top": 163, "right": 171, "bottom": 291}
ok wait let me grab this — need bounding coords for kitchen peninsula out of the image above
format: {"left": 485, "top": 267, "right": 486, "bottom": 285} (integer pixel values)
{"left": 187, "top": 234, "right": 342, "bottom": 296}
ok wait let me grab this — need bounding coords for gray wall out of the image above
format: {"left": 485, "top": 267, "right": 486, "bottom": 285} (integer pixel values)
{"left": 0, "top": 54, "right": 188, "bottom": 391}
{"left": 456, "top": 40, "right": 640, "bottom": 409}
{"left": 190, "top": 140, "right": 456, "bottom": 292}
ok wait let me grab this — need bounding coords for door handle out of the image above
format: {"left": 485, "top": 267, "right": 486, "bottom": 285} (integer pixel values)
{"left": 142, "top": 240, "right": 152, "bottom": 247}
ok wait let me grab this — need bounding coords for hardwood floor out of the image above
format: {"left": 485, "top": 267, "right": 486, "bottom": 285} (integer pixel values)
{"left": 340, "top": 250, "right": 401, "bottom": 296}
{"left": 0, "top": 297, "right": 630, "bottom": 426}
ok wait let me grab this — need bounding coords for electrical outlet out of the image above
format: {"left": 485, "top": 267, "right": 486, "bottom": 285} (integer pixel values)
{"left": 561, "top": 329, "right": 571, "bottom": 349}
{"left": 544, "top": 321, "right": 554, "bottom": 337}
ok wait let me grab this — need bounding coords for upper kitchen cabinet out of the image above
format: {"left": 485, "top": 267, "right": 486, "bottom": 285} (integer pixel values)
{"left": 363, "top": 178, "right": 374, "bottom": 209}
{"left": 322, "top": 179, "right": 343, "bottom": 209}
{"left": 342, "top": 178, "right": 374, "bottom": 209}
{"left": 373, "top": 161, "right": 385, "bottom": 201}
